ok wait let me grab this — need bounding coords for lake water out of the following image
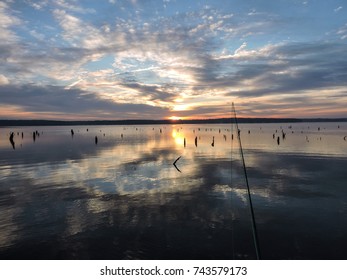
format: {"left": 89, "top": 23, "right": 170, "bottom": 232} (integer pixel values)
{"left": 0, "top": 122, "right": 346, "bottom": 259}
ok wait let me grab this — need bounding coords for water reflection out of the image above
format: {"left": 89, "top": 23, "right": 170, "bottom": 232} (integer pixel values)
{"left": 0, "top": 123, "right": 346, "bottom": 259}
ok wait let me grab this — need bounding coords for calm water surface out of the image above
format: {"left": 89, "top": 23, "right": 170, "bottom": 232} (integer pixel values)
{"left": 0, "top": 123, "right": 346, "bottom": 259}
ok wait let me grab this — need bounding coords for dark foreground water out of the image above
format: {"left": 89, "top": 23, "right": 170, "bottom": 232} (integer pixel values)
{"left": 0, "top": 123, "right": 346, "bottom": 259}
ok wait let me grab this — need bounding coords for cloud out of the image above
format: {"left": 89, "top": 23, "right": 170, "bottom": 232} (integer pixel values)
{"left": 55, "top": 0, "right": 96, "bottom": 14}
{"left": 213, "top": 41, "right": 347, "bottom": 96}
{"left": 334, "top": 6, "right": 343, "bottom": 12}
{"left": 337, "top": 23, "right": 347, "bottom": 40}
{"left": 0, "top": 3, "right": 283, "bottom": 94}
{"left": 0, "top": 74, "right": 9, "bottom": 85}
{"left": 25, "top": 0, "right": 49, "bottom": 10}
{"left": 0, "top": 84, "right": 168, "bottom": 120}
{"left": 53, "top": 9, "right": 103, "bottom": 48}
{"left": 119, "top": 82, "right": 177, "bottom": 103}
{"left": 0, "top": 2, "right": 21, "bottom": 42}
{"left": 1, "top": 1, "right": 347, "bottom": 119}
{"left": 208, "top": 41, "right": 347, "bottom": 117}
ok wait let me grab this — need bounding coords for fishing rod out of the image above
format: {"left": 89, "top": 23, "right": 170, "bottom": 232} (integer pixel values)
{"left": 232, "top": 102, "right": 261, "bottom": 260}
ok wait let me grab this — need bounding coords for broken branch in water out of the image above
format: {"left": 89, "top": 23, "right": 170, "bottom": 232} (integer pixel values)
{"left": 173, "top": 156, "right": 182, "bottom": 173}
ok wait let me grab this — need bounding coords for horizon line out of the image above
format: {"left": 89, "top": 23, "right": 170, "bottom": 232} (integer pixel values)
{"left": 1, "top": 117, "right": 347, "bottom": 127}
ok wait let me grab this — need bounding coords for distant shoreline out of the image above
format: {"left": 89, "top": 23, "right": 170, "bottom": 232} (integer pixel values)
{"left": 1, "top": 118, "right": 347, "bottom": 127}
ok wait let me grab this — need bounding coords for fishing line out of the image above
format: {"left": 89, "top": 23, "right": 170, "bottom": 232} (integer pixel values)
{"left": 230, "top": 104, "right": 236, "bottom": 260}
{"left": 232, "top": 102, "right": 261, "bottom": 260}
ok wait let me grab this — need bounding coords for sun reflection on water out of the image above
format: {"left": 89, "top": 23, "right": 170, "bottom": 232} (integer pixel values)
{"left": 171, "top": 129, "right": 185, "bottom": 146}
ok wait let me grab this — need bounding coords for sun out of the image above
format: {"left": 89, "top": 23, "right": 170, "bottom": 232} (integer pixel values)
{"left": 168, "top": 116, "right": 182, "bottom": 121}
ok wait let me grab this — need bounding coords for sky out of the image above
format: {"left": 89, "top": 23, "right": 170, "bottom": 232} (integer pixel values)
{"left": 0, "top": 0, "right": 347, "bottom": 120}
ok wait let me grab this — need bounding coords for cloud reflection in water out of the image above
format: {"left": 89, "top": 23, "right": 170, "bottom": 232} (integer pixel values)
{"left": 0, "top": 123, "right": 346, "bottom": 259}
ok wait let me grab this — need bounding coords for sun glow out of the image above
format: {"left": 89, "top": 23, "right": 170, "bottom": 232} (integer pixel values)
{"left": 168, "top": 116, "right": 181, "bottom": 121}
{"left": 171, "top": 129, "right": 184, "bottom": 146}
{"left": 172, "top": 104, "right": 190, "bottom": 111}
